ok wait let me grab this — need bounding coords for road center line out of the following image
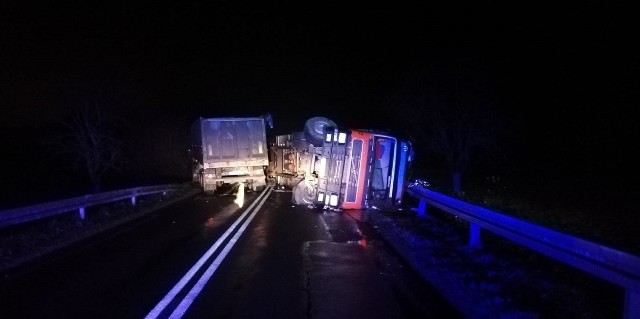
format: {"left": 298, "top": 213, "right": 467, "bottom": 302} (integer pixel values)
{"left": 145, "top": 186, "right": 272, "bottom": 319}
{"left": 168, "top": 186, "right": 274, "bottom": 318}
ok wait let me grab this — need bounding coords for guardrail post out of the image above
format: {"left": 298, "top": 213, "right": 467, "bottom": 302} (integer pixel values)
{"left": 468, "top": 223, "right": 482, "bottom": 248}
{"left": 131, "top": 196, "right": 136, "bottom": 206}
{"left": 417, "top": 200, "right": 428, "bottom": 217}
{"left": 625, "top": 289, "right": 639, "bottom": 319}
{"left": 79, "top": 207, "right": 86, "bottom": 220}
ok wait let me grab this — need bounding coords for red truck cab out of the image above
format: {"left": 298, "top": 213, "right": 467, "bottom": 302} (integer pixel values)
{"left": 314, "top": 126, "right": 413, "bottom": 210}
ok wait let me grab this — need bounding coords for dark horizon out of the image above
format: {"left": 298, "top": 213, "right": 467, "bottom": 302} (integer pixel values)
{"left": 1, "top": 2, "right": 638, "bottom": 208}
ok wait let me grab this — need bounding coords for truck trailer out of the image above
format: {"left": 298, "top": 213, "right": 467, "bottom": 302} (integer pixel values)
{"left": 268, "top": 117, "right": 413, "bottom": 210}
{"left": 191, "top": 115, "right": 272, "bottom": 194}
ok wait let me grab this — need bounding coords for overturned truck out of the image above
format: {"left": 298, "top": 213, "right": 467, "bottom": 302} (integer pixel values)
{"left": 268, "top": 117, "right": 413, "bottom": 210}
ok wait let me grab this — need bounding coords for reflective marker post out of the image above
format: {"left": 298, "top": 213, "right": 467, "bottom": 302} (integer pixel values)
{"left": 468, "top": 223, "right": 482, "bottom": 248}
{"left": 417, "top": 199, "right": 428, "bottom": 218}
{"left": 626, "top": 290, "right": 639, "bottom": 319}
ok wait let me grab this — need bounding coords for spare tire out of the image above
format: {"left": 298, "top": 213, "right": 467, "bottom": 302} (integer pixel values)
{"left": 304, "top": 117, "right": 337, "bottom": 146}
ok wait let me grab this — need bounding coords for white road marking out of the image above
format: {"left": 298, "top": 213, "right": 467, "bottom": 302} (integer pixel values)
{"left": 145, "top": 187, "right": 272, "bottom": 319}
{"left": 168, "top": 187, "right": 273, "bottom": 318}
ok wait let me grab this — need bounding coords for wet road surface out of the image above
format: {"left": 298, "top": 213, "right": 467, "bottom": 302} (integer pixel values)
{"left": 0, "top": 187, "right": 461, "bottom": 318}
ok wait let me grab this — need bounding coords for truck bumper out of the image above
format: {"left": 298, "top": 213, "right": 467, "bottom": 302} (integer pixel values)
{"left": 204, "top": 176, "right": 267, "bottom": 192}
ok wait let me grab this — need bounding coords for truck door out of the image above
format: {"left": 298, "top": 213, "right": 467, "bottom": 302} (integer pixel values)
{"left": 367, "top": 135, "right": 398, "bottom": 209}
{"left": 341, "top": 130, "right": 371, "bottom": 209}
{"left": 392, "top": 140, "right": 412, "bottom": 205}
{"left": 370, "top": 137, "right": 395, "bottom": 198}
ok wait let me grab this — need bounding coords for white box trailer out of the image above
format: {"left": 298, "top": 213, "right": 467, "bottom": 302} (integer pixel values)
{"left": 191, "top": 115, "right": 272, "bottom": 194}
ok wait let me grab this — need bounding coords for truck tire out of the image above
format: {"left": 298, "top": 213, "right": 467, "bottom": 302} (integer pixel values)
{"left": 292, "top": 180, "right": 316, "bottom": 205}
{"left": 304, "top": 117, "right": 337, "bottom": 146}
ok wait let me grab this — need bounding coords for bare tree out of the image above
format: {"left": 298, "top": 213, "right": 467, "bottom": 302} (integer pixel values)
{"left": 56, "top": 103, "right": 124, "bottom": 193}
{"left": 127, "top": 109, "right": 191, "bottom": 183}
{"left": 387, "top": 59, "right": 505, "bottom": 196}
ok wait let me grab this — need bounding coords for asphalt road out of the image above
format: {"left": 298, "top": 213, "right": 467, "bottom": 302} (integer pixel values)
{"left": 0, "top": 187, "right": 461, "bottom": 319}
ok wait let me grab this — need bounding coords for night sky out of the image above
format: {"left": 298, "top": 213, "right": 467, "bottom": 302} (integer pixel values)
{"left": 1, "top": 2, "right": 638, "bottom": 206}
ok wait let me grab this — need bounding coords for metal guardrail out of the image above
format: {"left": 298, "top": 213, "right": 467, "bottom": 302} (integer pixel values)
{"left": 406, "top": 181, "right": 640, "bottom": 319}
{"left": 0, "top": 184, "right": 187, "bottom": 228}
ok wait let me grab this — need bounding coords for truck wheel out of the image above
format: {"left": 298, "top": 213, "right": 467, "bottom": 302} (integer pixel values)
{"left": 304, "top": 117, "right": 337, "bottom": 146}
{"left": 293, "top": 180, "right": 316, "bottom": 205}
